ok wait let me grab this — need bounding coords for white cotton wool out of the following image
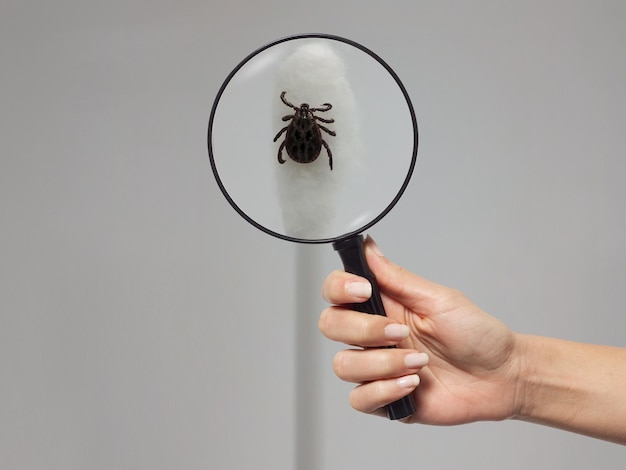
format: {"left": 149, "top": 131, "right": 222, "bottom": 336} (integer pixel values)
{"left": 273, "top": 41, "right": 360, "bottom": 240}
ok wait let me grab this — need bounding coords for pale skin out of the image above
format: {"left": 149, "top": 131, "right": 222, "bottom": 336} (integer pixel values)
{"left": 319, "top": 236, "right": 626, "bottom": 445}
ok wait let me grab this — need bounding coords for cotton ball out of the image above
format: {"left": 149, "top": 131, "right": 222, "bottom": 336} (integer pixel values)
{"left": 273, "top": 41, "right": 360, "bottom": 240}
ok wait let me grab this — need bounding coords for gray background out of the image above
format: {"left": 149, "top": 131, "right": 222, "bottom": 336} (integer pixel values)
{"left": 2, "top": 1, "right": 625, "bottom": 469}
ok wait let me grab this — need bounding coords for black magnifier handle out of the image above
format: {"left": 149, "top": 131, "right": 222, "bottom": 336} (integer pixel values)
{"left": 332, "top": 234, "right": 416, "bottom": 420}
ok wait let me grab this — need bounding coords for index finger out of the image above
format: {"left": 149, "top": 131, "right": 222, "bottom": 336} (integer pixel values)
{"left": 321, "top": 270, "right": 372, "bottom": 305}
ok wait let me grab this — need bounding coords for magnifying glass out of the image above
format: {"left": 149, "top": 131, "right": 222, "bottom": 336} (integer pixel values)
{"left": 207, "top": 33, "right": 418, "bottom": 420}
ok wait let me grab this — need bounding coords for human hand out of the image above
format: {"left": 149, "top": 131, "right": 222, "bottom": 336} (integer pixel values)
{"left": 319, "top": 236, "right": 523, "bottom": 424}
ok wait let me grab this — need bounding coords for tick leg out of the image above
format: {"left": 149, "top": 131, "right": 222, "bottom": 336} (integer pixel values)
{"left": 273, "top": 126, "right": 288, "bottom": 142}
{"left": 280, "top": 91, "right": 297, "bottom": 110}
{"left": 318, "top": 124, "right": 336, "bottom": 136}
{"left": 277, "top": 140, "right": 286, "bottom": 164}
{"left": 281, "top": 115, "right": 294, "bottom": 122}
{"left": 314, "top": 116, "right": 335, "bottom": 124}
{"left": 311, "top": 103, "right": 332, "bottom": 112}
{"left": 321, "top": 139, "right": 333, "bottom": 170}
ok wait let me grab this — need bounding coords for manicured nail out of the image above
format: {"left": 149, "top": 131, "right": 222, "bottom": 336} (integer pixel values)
{"left": 397, "top": 374, "right": 420, "bottom": 389}
{"left": 384, "top": 323, "right": 410, "bottom": 341}
{"left": 404, "top": 352, "right": 429, "bottom": 369}
{"left": 365, "top": 235, "right": 384, "bottom": 257}
{"left": 346, "top": 281, "right": 372, "bottom": 299}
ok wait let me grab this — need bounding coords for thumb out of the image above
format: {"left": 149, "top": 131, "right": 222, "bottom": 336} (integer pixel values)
{"left": 363, "top": 236, "right": 453, "bottom": 314}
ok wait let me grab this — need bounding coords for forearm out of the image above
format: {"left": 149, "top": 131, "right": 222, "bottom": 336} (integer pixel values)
{"left": 514, "top": 334, "right": 626, "bottom": 445}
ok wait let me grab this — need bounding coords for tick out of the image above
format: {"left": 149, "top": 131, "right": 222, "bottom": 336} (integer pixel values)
{"left": 273, "top": 91, "right": 336, "bottom": 170}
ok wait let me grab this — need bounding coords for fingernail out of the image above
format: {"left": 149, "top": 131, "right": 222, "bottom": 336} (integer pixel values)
{"left": 365, "top": 235, "right": 384, "bottom": 257}
{"left": 346, "top": 281, "right": 372, "bottom": 299}
{"left": 384, "top": 323, "right": 410, "bottom": 341}
{"left": 397, "top": 374, "right": 420, "bottom": 389}
{"left": 404, "top": 352, "right": 429, "bottom": 369}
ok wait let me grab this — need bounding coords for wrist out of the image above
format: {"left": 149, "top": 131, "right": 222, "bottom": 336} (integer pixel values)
{"left": 510, "top": 333, "right": 541, "bottom": 421}
{"left": 509, "top": 334, "right": 626, "bottom": 444}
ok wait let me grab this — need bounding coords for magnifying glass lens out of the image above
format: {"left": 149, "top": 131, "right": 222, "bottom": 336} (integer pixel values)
{"left": 209, "top": 35, "right": 417, "bottom": 244}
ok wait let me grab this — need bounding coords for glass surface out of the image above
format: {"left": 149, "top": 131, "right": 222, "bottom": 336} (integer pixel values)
{"left": 208, "top": 34, "right": 418, "bottom": 243}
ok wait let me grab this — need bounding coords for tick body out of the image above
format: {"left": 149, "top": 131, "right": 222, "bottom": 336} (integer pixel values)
{"left": 273, "top": 91, "right": 336, "bottom": 170}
